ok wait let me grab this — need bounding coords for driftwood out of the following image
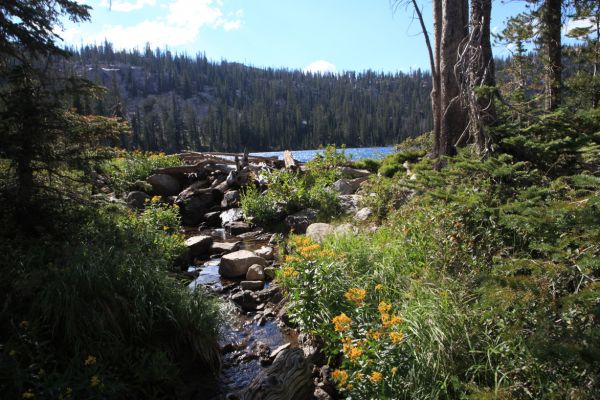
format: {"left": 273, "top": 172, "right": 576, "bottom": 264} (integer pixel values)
{"left": 282, "top": 150, "right": 296, "bottom": 169}
{"left": 231, "top": 348, "right": 312, "bottom": 400}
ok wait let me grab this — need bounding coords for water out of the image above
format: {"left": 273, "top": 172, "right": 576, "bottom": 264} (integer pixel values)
{"left": 251, "top": 146, "right": 395, "bottom": 163}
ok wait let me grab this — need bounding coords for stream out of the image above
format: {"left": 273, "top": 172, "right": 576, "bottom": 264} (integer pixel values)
{"left": 184, "top": 227, "right": 300, "bottom": 399}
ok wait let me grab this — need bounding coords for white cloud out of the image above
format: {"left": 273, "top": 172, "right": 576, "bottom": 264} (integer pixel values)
{"left": 82, "top": 0, "right": 242, "bottom": 49}
{"left": 98, "top": 0, "right": 156, "bottom": 12}
{"left": 304, "top": 60, "right": 337, "bottom": 74}
{"left": 563, "top": 17, "right": 594, "bottom": 36}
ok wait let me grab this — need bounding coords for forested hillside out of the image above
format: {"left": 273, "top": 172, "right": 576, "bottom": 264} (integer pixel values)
{"left": 64, "top": 44, "right": 432, "bottom": 152}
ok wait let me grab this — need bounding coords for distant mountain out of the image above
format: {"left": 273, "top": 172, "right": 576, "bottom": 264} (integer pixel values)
{"left": 65, "top": 43, "right": 433, "bottom": 153}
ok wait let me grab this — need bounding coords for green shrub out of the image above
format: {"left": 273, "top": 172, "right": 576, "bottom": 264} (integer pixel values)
{"left": 0, "top": 203, "right": 221, "bottom": 399}
{"left": 351, "top": 158, "right": 381, "bottom": 173}
{"left": 378, "top": 149, "right": 426, "bottom": 177}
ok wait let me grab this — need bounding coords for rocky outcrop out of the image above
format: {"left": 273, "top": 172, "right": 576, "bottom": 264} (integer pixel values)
{"left": 146, "top": 173, "right": 182, "bottom": 196}
{"left": 355, "top": 207, "right": 373, "bottom": 221}
{"left": 125, "top": 191, "right": 149, "bottom": 209}
{"left": 185, "top": 235, "right": 213, "bottom": 259}
{"left": 175, "top": 185, "right": 223, "bottom": 226}
{"left": 219, "top": 250, "right": 267, "bottom": 278}
{"left": 306, "top": 223, "right": 334, "bottom": 243}
{"left": 338, "top": 194, "right": 361, "bottom": 214}
{"left": 285, "top": 209, "right": 318, "bottom": 234}
{"left": 253, "top": 246, "right": 274, "bottom": 260}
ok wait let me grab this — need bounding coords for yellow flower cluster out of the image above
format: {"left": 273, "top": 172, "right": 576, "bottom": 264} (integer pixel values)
{"left": 285, "top": 255, "right": 302, "bottom": 263}
{"left": 370, "top": 371, "right": 383, "bottom": 382}
{"left": 331, "top": 369, "right": 349, "bottom": 386}
{"left": 319, "top": 249, "right": 337, "bottom": 258}
{"left": 378, "top": 301, "right": 392, "bottom": 314}
{"left": 90, "top": 375, "right": 101, "bottom": 387}
{"left": 389, "top": 331, "right": 405, "bottom": 344}
{"left": 289, "top": 236, "right": 313, "bottom": 247}
{"left": 375, "top": 283, "right": 384, "bottom": 291}
{"left": 151, "top": 195, "right": 161, "bottom": 203}
{"left": 344, "top": 288, "right": 366, "bottom": 305}
{"left": 367, "top": 329, "right": 382, "bottom": 340}
{"left": 347, "top": 346, "right": 363, "bottom": 363}
{"left": 282, "top": 266, "right": 299, "bottom": 278}
{"left": 298, "top": 244, "right": 321, "bottom": 257}
{"left": 332, "top": 313, "right": 352, "bottom": 332}
{"left": 84, "top": 355, "right": 97, "bottom": 366}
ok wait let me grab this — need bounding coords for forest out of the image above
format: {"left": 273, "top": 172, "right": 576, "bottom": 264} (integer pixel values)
{"left": 65, "top": 44, "right": 432, "bottom": 152}
{"left": 1, "top": 0, "right": 599, "bottom": 399}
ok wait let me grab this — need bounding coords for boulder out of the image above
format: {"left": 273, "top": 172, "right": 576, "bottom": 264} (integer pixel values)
{"left": 355, "top": 207, "right": 373, "bottom": 221}
{"left": 331, "top": 179, "right": 354, "bottom": 195}
{"left": 220, "top": 208, "right": 243, "bottom": 226}
{"left": 210, "top": 241, "right": 241, "bottom": 255}
{"left": 146, "top": 173, "right": 182, "bottom": 196}
{"left": 339, "top": 166, "right": 371, "bottom": 178}
{"left": 285, "top": 208, "right": 318, "bottom": 234}
{"left": 125, "top": 191, "right": 149, "bottom": 209}
{"left": 203, "top": 211, "right": 222, "bottom": 227}
{"left": 246, "top": 264, "right": 265, "bottom": 281}
{"left": 221, "top": 189, "right": 240, "bottom": 208}
{"left": 236, "top": 229, "right": 264, "bottom": 239}
{"left": 306, "top": 223, "right": 334, "bottom": 243}
{"left": 253, "top": 246, "right": 274, "bottom": 260}
{"left": 231, "top": 290, "right": 259, "bottom": 311}
{"left": 227, "top": 221, "right": 253, "bottom": 235}
{"left": 175, "top": 186, "right": 223, "bottom": 226}
{"left": 219, "top": 250, "right": 267, "bottom": 278}
{"left": 338, "top": 194, "right": 361, "bottom": 214}
{"left": 334, "top": 223, "right": 357, "bottom": 236}
{"left": 241, "top": 280, "right": 264, "bottom": 291}
{"left": 185, "top": 235, "right": 213, "bottom": 258}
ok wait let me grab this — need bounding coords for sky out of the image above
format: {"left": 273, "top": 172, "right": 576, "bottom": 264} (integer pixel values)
{"left": 59, "top": 0, "right": 549, "bottom": 74}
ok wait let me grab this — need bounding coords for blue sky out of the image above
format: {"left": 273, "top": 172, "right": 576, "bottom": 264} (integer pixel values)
{"left": 60, "top": 1, "right": 534, "bottom": 73}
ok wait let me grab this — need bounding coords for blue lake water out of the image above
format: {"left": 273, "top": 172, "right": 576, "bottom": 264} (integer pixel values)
{"left": 250, "top": 146, "right": 395, "bottom": 163}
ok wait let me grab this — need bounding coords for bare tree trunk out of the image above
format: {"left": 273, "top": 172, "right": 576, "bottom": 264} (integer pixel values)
{"left": 438, "top": 0, "right": 468, "bottom": 158}
{"left": 432, "top": 0, "right": 442, "bottom": 157}
{"left": 542, "top": 0, "right": 562, "bottom": 111}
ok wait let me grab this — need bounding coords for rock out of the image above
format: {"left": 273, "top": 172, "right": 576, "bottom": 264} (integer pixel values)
{"left": 210, "top": 241, "right": 241, "bottom": 255}
{"left": 220, "top": 208, "right": 244, "bottom": 226}
{"left": 270, "top": 343, "right": 291, "bottom": 360}
{"left": 146, "top": 173, "right": 182, "bottom": 196}
{"left": 246, "top": 264, "right": 265, "bottom": 281}
{"left": 285, "top": 208, "right": 318, "bottom": 234}
{"left": 185, "top": 235, "right": 213, "bottom": 258}
{"left": 231, "top": 290, "right": 259, "bottom": 311}
{"left": 253, "top": 246, "right": 274, "bottom": 260}
{"left": 221, "top": 190, "right": 240, "bottom": 208}
{"left": 355, "top": 207, "right": 373, "bottom": 221}
{"left": 299, "top": 333, "right": 325, "bottom": 365}
{"left": 314, "top": 387, "right": 332, "bottom": 400}
{"left": 268, "top": 233, "right": 283, "bottom": 246}
{"left": 203, "top": 211, "right": 222, "bottom": 227}
{"left": 264, "top": 266, "right": 276, "bottom": 280}
{"left": 236, "top": 230, "right": 264, "bottom": 239}
{"left": 226, "top": 221, "right": 253, "bottom": 235}
{"left": 339, "top": 166, "right": 371, "bottom": 178}
{"left": 129, "top": 180, "right": 153, "bottom": 193}
{"left": 125, "top": 191, "right": 149, "bottom": 209}
{"left": 176, "top": 185, "right": 223, "bottom": 226}
{"left": 334, "top": 223, "right": 357, "bottom": 236}
{"left": 240, "top": 280, "right": 264, "bottom": 291}
{"left": 306, "top": 223, "right": 334, "bottom": 243}
{"left": 331, "top": 179, "right": 354, "bottom": 195}
{"left": 219, "top": 250, "right": 267, "bottom": 278}
{"left": 338, "top": 194, "right": 361, "bottom": 214}
{"left": 256, "top": 285, "right": 283, "bottom": 304}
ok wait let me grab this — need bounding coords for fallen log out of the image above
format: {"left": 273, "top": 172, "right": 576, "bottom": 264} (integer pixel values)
{"left": 283, "top": 150, "right": 296, "bottom": 169}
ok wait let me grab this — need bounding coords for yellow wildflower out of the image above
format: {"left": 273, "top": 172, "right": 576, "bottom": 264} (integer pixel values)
{"left": 331, "top": 369, "right": 349, "bottom": 386}
{"left": 84, "top": 355, "right": 97, "bottom": 366}
{"left": 391, "top": 367, "right": 398, "bottom": 376}
{"left": 370, "top": 371, "right": 383, "bottom": 382}
{"left": 162, "top": 226, "right": 169, "bottom": 231}
{"left": 151, "top": 195, "right": 161, "bottom": 203}
{"left": 284, "top": 255, "right": 302, "bottom": 263}
{"left": 19, "top": 320, "right": 29, "bottom": 329}
{"left": 382, "top": 314, "right": 402, "bottom": 328}
{"left": 90, "top": 375, "right": 101, "bottom": 387}
{"left": 319, "top": 249, "right": 337, "bottom": 258}
{"left": 378, "top": 301, "right": 392, "bottom": 314}
{"left": 355, "top": 372, "right": 364, "bottom": 381}
{"left": 375, "top": 283, "right": 383, "bottom": 291}
{"left": 282, "top": 266, "right": 299, "bottom": 278}
{"left": 22, "top": 389, "right": 35, "bottom": 399}
{"left": 389, "top": 331, "right": 405, "bottom": 344}
{"left": 344, "top": 288, "right": 366, "bottom": 305}
{"left": 332, "top": 313, "right": 352, "bottom": 332}
{"left": 347, "top": 346, "right": 363, "bottom": 363}
{"left": 367, "top": 329, "right": 382, "bottom": 341}
{"left": 341, "top": 336, "right": 352, "bottom": 353}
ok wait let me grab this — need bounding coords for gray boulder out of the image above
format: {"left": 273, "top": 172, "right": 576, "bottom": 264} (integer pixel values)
{"left": 246, "top": 264, "right": 265, "bottom": 281}
{"left": 355, "top": 207, "right": 373, "bottom": 221}
{"left": 227, "top": 221, "right": 253, "bottom": 235}
{"left": 210, "top": 241, "right": 241, "bottom": 255}
{"left": 334, "top": 223, "right": 357, "bottom": 236}
{"left": 219, "top": 250, "right": 267, "bottom": 278}
{"left": 175, "top": 185, "right": 223, "bottom": 226}
{"left": 285, "top": 209, "right": 318, "bottom": 234}
{"left": 220, "top": 208, "right": 243, "bottom": 226}
{"left": 221, "top": 190, "right": 240, "bottom": 208}
{"left": 338, "top": 194, "right": 361, "bottom": 214}
{"left": 146, "top": 173, "right": 182, "bottom": 196}
{"left": 185, "top": 235, "right": 213, "bottom": 258}
{"left": 125, "top": 191, "right": 149, "bottom": 209}
{"left": 253, "top": 246, "right": 274, "bottom": 260}
{"left": 331, "top": 179, "right": 354, "bottom": 195}
{"left": 339, "top": 166, "right": 371, "bottom": 178}
{"left": 306, "top": 223, "right": 334, "bottom": 243}
{"left": 241, "top": 280, "right": 264, "bottom": 291}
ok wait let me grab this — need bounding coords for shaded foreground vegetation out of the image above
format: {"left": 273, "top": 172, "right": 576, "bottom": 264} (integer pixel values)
{"left": 276, "top": 109, "right": 600, "bottom": 398}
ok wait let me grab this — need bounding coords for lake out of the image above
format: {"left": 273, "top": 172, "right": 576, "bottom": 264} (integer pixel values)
{"left": 250, "top": 146, "right": 395, "bottom": 163}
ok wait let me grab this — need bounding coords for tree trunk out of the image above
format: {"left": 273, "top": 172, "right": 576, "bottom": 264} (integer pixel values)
{"left": 438, "top": 0, "right": 468, "bottom": 158}
{"left": 542, "top": 0, "right": 562, "bottom": 111}
{"left": 432, "top": 0, "right": 442, "bottom": 158}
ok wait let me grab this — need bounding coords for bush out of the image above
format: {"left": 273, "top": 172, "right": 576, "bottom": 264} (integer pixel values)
{"left": 0, "top": 203, "right": 221, "bottom": 399}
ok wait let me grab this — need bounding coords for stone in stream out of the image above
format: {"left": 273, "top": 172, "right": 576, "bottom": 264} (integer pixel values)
{"left": 246, "top": 264, "right": 265, "bottom": 281}
{"left": 125, "top": 191, "right": 149, "bottom": 209}
{"left": 231, "top": 290, "right": 259, "bottom": 311}
{"left": 226, "top": 221, "right": 253, "bottom": 235}
{"left": 253, "top": 245, "right": 274, "bottom": 260}
{"left": 220, "top": 207, "right": 243, "bottom": 226}
{"left": 263, "top": 266, "right": 276, "bottom": 280}
{"left": 146, "top": 173, "right": 182, "bottom": 196}
{"left": 176, "top": 185, "right": 223, "bottom": 226}
{"left": 221, "top": 189, "right": 241, "bottom": 208}
{"left": 185, "top": 235, "right": 213, "bottom": 258}
{"left": 203, "top": 211, "right": 222, "bottom": 227}
{"left": 285, "top": 208, "right": 318, "bottom": 234}
{"left": 306, "top": 223, "right": 334, "bottom": 244}
{"left": 219, "top": 250, "right": 267, "bottom": 278}
{"left": 210, "top": 241, "right": 241, "bottom": 255}
{"left": 240, "top": 280, "right": 264, "bottom": 291}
